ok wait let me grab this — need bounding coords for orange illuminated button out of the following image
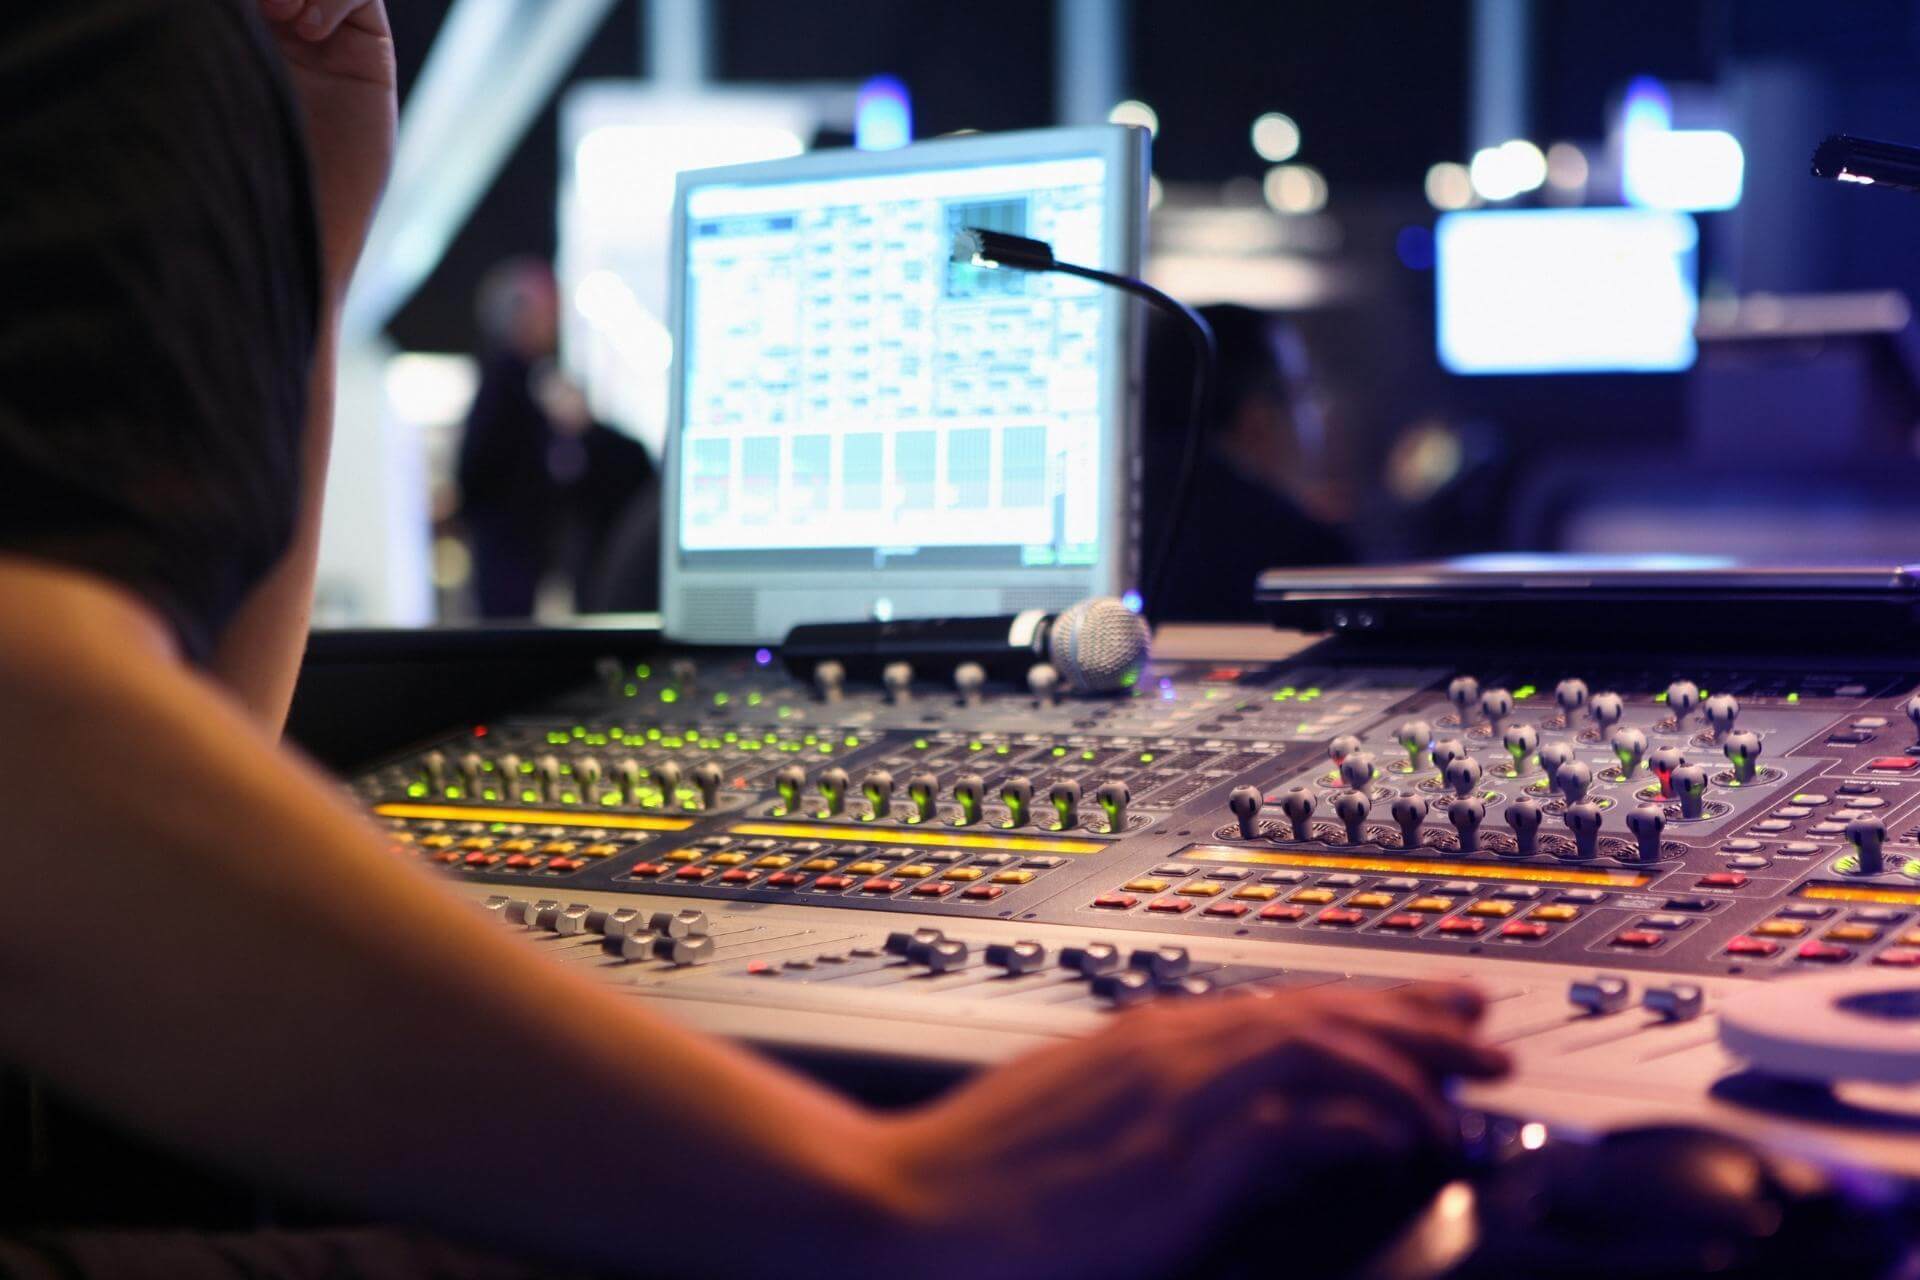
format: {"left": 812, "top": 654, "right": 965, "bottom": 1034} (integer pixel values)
{"left": 1530, "top": 905, "right": 1580, "bottom": 922}
{"left": 911, "top": 881, "right": 954, "bottom": 898}
{"left": 1379, "top": 913, "right": 1427, "bottom": 931}
{"left": 539, "top": 842, "right": 577, "bottom": 855}
{"left": 943, "top": 867, "right": 986, "bottom": 881}
{"left": 430, "top": 850, "right": 461, "bottom": 864}
{"left": 1176, "top": 881, "right": 1222, "bottom": 897}
{"left": 1290, "top": 888, "right": 1336, "bottom": 905}
{"left": 1258, "top": 903, "right": 1306, "bottom": 922}
{"left": 1796, "top": 940, "right": 1853, "bottom": 963}
{"left": 1612, "top": 929, "right": 1663, "bottom": 948}
{"left": 765, "top": 871, "right": 808, "bottom": 888}
{"left": 1148, "top": 897, "right": 1194, "bottom": 914}
{"left": 847, "top": 860, "right": 890, "bottom": 875}
{"left": 812, "top": 874, "right": 854, "bottom": 891}
{"left": 1874, "top": 947, "right": 1920, "bottom": 966}
{"left": 1466, "top": 900, "right": 1515, "bottom": 918}
{"left": 1754, "top": 919, "right": 1807, "bottom": 937}
{"left": 1124, "top": 878, "right": 1170, "bottom": 894}
{"left": 581, "top": 843, "right": 621, "bottom": 858}
{"left": 754, "top": 854, "right": 793, "bottom": 868}
{"left": 628, "top": 861, "right": 667, "bottom": 878}
{"left": 673, "top": 864, "right": 713, "bottom": 880}
{"left": 709, "top": 852, "right": 748, "bottom": 866}
{"left": 1204, "top": 901, "right": 1250, "bottom": 918}
{"left": 463, "top": 851, "right": 498, "bottom": 867}
{"left": 718, "top": 868, "right": 757, "bottom": 885}
{"left": 1408, "top": 896, "right": 1455, "bottom": 913}
{"left": 1348, "top": 892, "right": 1397, "bottom": 910}
{"left": 1725, "top": 935, "right": 1779, "bottom": 957}
{"left": 460, "top": 837, "right": 495, "bottom": 850}
{"left": 1092, "top": 893, "right": 1139, "bottom": 910}
{"left": 962, "top": 884, "right": 1004, "bottom": 901}
{"left": 420, "top": 834, "right": 457, "bottom": 848}
{"left": 663, "top": 849, "right": 703, "bottom": 863}
{"left": 499, "top": 839, "right": 537, "bottom": 852}
{"left": 801, "top": 858, "right": 841, "bottom": 872}
{"left": 1317, "top": 908, "right": 1366, "bottom": 927}
{"left": 1232, "top": 884, "right": 1279, "bottom": 901}
{"left": 860, "top": 878, "right": 903, "bottom": 894}
{"left": 1827, "top": 924, "right": 1883, "bottom": 944}
{"left": 1500, "top": 920, "right": 1550, "bottom": 940}
{"left": 1903, "top": 929, "right": 1920, "bottom": 947}
{"left": 894, "top": 864, "right": 936, "bottom": 880}
{"left": 1435, "top": 917, "right": 1485, "bottom": 936}
{"left": 993, "top": 870, "right": 1037, "bottom": 885}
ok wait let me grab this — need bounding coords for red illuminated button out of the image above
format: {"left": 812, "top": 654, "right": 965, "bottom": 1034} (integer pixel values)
{"left": 1725, "top": 935, "right": 1780, "bottom": 957}
{"left": 1258, "top": 903, "right": 1306, "bottom": 922}
{"left": 628, "top": 861, "right": 667, "bottom": 879}
{"left": 1436, "top": 917, "right": 1486, "bottom": 936}
{"left": 1612, "top": 929, "right": 1664, "bottom": 948}
{"left": 765, "top": 871, "right": 808, "bottom": 888}
{"left": 1873, "top": 948, "right": 1920, "bottom": 967}
{"left": 1696, "top": 872, "right": 1748, "bottom": 889}
{"left": 962, "top": 884, "right": 1004, "bottom": 901}
{"left": 1092, "top": 893, "right": 1139, "bottom": 910}
{"left": 1499, "top": 920, "right": 1550, "bottom": 940}
{"left": 1317, "top": 908, "right": 1366, "bottom": 927}
{"left": 1379, "top": 913, "right": 1428, "bottom": 931}
{"left": 718, "top": 869, "right": 757, "bottom": 885}
{"left": 673, "top": 865, "right": 714, "bottom": 881}
{"left": 431, "top": 850, "right": 462, "bottom": 864}
{"left": 1203, "top": 901, "right": 1250, "bottom": 918}
{"left": 812, "top": 874, "right": 854, "bottom": 891}
{"left": 911, "top": 881, "right": 954, "bottom": 898}
{"left": 860, "top": 878, "right": 903, "bottom": 894}
{"left": 463, "top": 851, "right": 498, "bottom": 867}
{"left": 547, "top": 857, "right": 584, "bottom": 872}
{"left": 1796, "top": 940, "right": 1853, "bottom": 963}
{"left": 1867, "top": 757, "right": 1919, "bottom": 772}
{"left": 1147, "top": 898, "right": 1194, "bottom": 914}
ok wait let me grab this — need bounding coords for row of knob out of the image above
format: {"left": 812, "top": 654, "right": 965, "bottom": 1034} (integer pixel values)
{"left": 1360, "top": 724, "right": 1766, "bottom": 788}
{"left": 814, "top": 660, "right": 1066, "bottom": 707}
{"left": 420, "top": 752, "right": 727, "bottom": 811}
{"left": 883, "top": 929, "right": 1205, "bottom": 1005}
{"left": 1440, "top": 677, "right": 1744, "bottom": 740}
{"left": 482, "top": 898, "right": 715, "bottom": 965}
{"left": 773, "top": 765, "right": 1134, "bottom": 832}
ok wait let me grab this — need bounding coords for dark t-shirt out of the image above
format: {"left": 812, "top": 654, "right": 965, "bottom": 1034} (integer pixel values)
{"left": 0, "top": 0, "right": 319, "bottom": 661}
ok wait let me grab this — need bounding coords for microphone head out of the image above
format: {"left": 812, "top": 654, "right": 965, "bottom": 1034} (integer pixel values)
{"left": 1045, "top": 597, "right": 1150, "bottom": 694}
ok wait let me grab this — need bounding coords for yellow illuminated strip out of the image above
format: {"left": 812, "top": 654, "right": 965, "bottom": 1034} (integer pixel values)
{"left": 1184, "top": 845, "right": 1652, "bottom": 888}
{"left": 1801, "top": 882, "right": 1920, "bottom": 907}
{"left": 729, "top": 821, "right": 1106, "bottom": 855}
{"left": 375, "top": 804, "right": 694, "bottom": 832}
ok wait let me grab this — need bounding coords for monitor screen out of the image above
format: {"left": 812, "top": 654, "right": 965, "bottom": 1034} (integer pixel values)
{"left": 1436, "top": 208, "right": 1699, "bottom": 375}
{"left": 663, "top": 126, "right": 1147, "bottom": 644}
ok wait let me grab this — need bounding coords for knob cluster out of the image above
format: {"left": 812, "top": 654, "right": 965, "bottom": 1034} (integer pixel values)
{"left": 487, "top": 898, "right": 713, "bottom": 965}
{"left": 432, "top": 752, "right": 725, "bottom": 812}
{"left": 812, "top": 768, "right": 1123, "bottom": 833}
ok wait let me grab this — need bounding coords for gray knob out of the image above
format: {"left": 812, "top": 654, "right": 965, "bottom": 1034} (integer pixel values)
{"left": 1671, "top": 764, "right": 1708, "bottom": 820}
{"left": 499, "top": 753, "right": 524, "bottom": 795}
{"left": 1391, "top": 794, "right": 1429, "bottom": 849}
{"left": 954, "top": 661, "right": 987, "bottom": 708}
{"left": 999, "top": 776, "right": 1034, "bottom": 829}
{"left": 814, "top": 659, "right": 846, "bottom": 703}
{"left": 1395, "top": 719, "right": 1433, "bottom": 770}
{"left": 1505, "top": 798, "right": 1543, "bottom": 856}
{"left": 1333, "top": 789, "right": 1372, "bottom": 845}
{"left": 1555, "top": 760, "right": 1592, "bottom": 806}
{"left": 1338, "top": 753, "right": 1375, "bottom": 793}
{"left": 690, "top": 761, "right": 723, "bottom": 811}
{"left": 653, "top": 760, "right": 684, "bottom": 809}
{"left": 1430, "top": 738, "right": 1467, "bottom": 775}
{"left": 1448, "top": 795, "right": 1485, "bottom": 853}
{"left": 1563, "top": 802, "right": 1603, "bottom": 861}
{"left": 1555, "top": 678, "right": 1589, "bottom": 719}
{"left": 907, "top": 772, "right": 940, "bottom": 824}
{"left": 815, "top": 767, "right": 849, "bottom": 818}
{"left": 421, "top": 750, "right": 449, "bottom": 790}
{"left": 616, "top": 758, "right": 645, "bottom": 804}
{"left": 1129, "top": 945, "right": 1192, "bottom": 981}
{"left": 952, "top": 775, "right": 985, "bottom": 826}
{"left": 458, "top": 753, "right": 485, "bottom": 793}
{"left": 1028, "top": 663, "right": 1061, "bottom": 706}
{"left": 1703, "top": 694, "right": 1740, "bottom": 741}
{"left": 1048, "top": 778, "right": 1081, "bottom": 831}
{"left": 649, "top": 909, "right": 710, "bottom": 939}
{"left": 549, "top": 903, "right": 593, "bottom": 936}
{"left": 1228, "top": 786, "right": 1264, "bottom": 840}
{"left": 1328, "top": 734, "right": 1362, "bottom": 766}
{"left": 1665, "top": 680, "right": 1700, "bottom": 727}
{"left": 1625, "top": 805, "right": 1666, "bottom": 864}
{"left": 1609, "top": 727, "right": 1647, "bottom": 778}
{"left": 1060, "top": 942, "right": 1122, "bottom": 977}
{"left": 1588, "top": 693, "right": 1625, "bottom": 735}
{"left": 1444, "top": 755, "right": 1483, "bottom": 798}
{"left": 1480, "top": 687, "right": 1515, "bottom": 737}
{"left": 1847, "top": 816, "right": 1888, "bottom": 876}
{"left": 668, "top": 658, "right": 698, "bottom": 693}
{"left": 1535, "top": 741, "right": 1575, "bottom": 780}
{"left": 1723, "top": 731, "right": 1763, "bottom": 786}
{"left": 862, "top": 770, "right": 896, "bottom": 820}
{"left": 530, "top": 899, "right": 565, "bottom": 930}
{"left": 1502, "top": 724, "right": 1539, "bottom": 774}
{"left": 1448, "top": 676, "right": 1481, "bottom": 722}
{"left": 1279, "top": 785, "right": 1317, "bottom": 841}
{"left": 575, "top": 756, "right": 603, "bottom": 790}
{"left": 882, "top": 661, "right": 913, "bottom": 705}
{"left": 535, "top": 754, "right": 564, "bottom": 800}
{"left": 588, "top": 906, "right": 646, "bottom": 939}
{"left": 653, "top": 934, "right": 715, "bottom": 967}
{"left": 985, "top": 940, "right": 1047, "bottom": 975}
{"left": 1096, "top": 779, "right": 1132, "bottom": 833}
{"left": 1648, "top": 746, "right": 1686, "bottom": 799}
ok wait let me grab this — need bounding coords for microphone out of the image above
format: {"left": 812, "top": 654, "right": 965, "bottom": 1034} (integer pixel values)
{"left": 781, "top": 597, "right": 1150, "bottom": 694}
{"left": 1811, "top": 134, "right": 1920, "bottom": 193}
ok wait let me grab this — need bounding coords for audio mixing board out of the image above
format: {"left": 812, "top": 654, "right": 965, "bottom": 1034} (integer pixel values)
{"left": 348, "top": 636, "right": 1920, "bottom": 1177}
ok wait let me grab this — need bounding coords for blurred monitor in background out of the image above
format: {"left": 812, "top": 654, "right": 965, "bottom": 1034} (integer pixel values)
{"left": 1142, "top": 303, "right": 1353, "bottom": 622}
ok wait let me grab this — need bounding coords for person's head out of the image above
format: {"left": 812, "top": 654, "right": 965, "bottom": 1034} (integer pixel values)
{"left": 475, "top": 258, "right": 559, "bottom": 359}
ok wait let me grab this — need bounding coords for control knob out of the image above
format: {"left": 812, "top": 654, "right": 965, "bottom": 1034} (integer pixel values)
{"left": 813, "top": 659, "right": 846, "bottom": 704}
{"left": 1554, "top": 678, "right": 1589, "bottom": 723}
{"left": 815, "top": 767, "right": 849, "bottom": 818}
{"left": 862, "top": 771, "right": 895, "bottom": 821}
{"left": 1429, "top": 738, "right": 1467, "bottom": 775}
{"left": 1648, "top": 746, "right": 1686, "bottom": 799}
{"left": 1505, "top": 797, "right": 1543, "bottom": 857}
{"left": 1555, "top": 760, "right": 1592, "bottom": 806}
{"left": 1502, "top": 724, "right": 1538, "bottom": 775}
{"left": 1535, "top": 741, "right": 1575, "bottom": 781}
{"left": 1390, "top": 794, "right": 1429, "bottom": 850}
{"left": 1671, "top": 764, "right": 1709, "bottom": 820}
{"left": 1028, "top": 663, "right": 1062, "bottom": 707}
{"left": 1279, "top": 786, "right": 1317, "bottom": 841}
{"left": 1228, "top": 786, "right": 1265, "bottom": 840}
{"left": 999, "top": 777, "right": 1034, "bottom": 829}
{"left": 954, "top": 661, "right": 987, "bottom": 708}
{"left": 1625, "top": 805, "right": 1667, "bottom": 864}
{"left": 1096, "top": 779, "right": 1132, "bottom": 834}
{"left": 882, "top": 661, "right": 913, "bottom": 705}
{"left": 1048, "top": 779, "right": 1081, "bottom": 831}
{"left": 1845, "top": 816, "right": 1888, "bottom": 876}
{"left": 1563, "top": 801, "right": 1603, "bottom": 861}
{"left": 1449, "top": 795, "right": 1486, "bottom": 853}
{"left": 1129, "top": 946, "right": 1192, "bottom": 981}
{"left": 1338, "top": 752, "right": 1376, "bottom": 793}
{"left": 1444, "top": 755, "right": 1483, "bottom": 798}
{"left": 1395, "top": 719, "right": 1433, "bottom": 771}
{"left": 1333, "top": 789, "right": 1372, "bottom": 845}
{"left": 951, "top": 775, "right": 985, "bottom": 827}
{"left": 1666, "top": 680, "right": 1700, "bottom": 729}
{"left": 1609, "top": 727, "right": 1647, "bottom": 778}
{"left": 1588, "top": 692, "right": 1625, "bottom": 736}
{"left": 1060, "top": 942, "right": 1123, "bottom": 977}
{"left": 1479, "top": 687, "right": 1515, "bottom": 738}
{"left": 1328, "top": 734, "right": 1362, "bottom": 767}
{"left": 1447, "top": 676, "right": 1481, "bottom": 724}
{"left": 1723, "top": 731, "right": 1763, "bottom": 786}
{"left": 1704, "top": 693, "right": 1740, "bottom": 742}
{"left": 652, "top": 760, "right": 684, "bottom": 809}
{"left": 985, "top": 941, "right": 1047, "bottom": 975}
{"left": 907, "top": 773, "right": 940, "bottom": 824}
{"left": 1906, "top": 695, "right": 1920, "bottom": 747}
{"left": 690, "top": 761, "right": 723, "bottom": 811}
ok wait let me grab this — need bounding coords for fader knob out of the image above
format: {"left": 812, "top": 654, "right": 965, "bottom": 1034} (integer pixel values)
{"left": 814, "top": 659, "right": 846, "bottom": 704}
{"left": 985, "top": 941, "right": 1047, "bottom": 975}
{"left": 914, "top": 937, "right": 971, "bottom": 973}
{"left": 421, "top": 750, "right": 449, "bottom": 790}
{"left": 649, "top": 909, "right": 710, "bottom": 939}
{"left": 1061, "top": 943, "right": 1122, "bottom": 977}
{"left": 773, "top": 764, "right": 806, "bottom": 817}
{"left": 883, "top": 662, "right": 914, "bottom": 705}
{"left": 954, "top": 661, "right": 987, "bottom": 708}
{"left": 1048, "top": 779, "right": 1081, "bottom": 831}
{"left": 654, "top": 935, "right": 715, "bottom": 967}
{"left": 1671, "top": 764, "right": 1709, "bottom": 820}
{"left": 907, "top": 773, "right": 940, "bottom": 824}
{"left": 999, "top": 777, "right": 1034, "bottom": 829}
{"left": 1502, "top": 724, "right": 1539, "bottom": 775}
{"left": 1535, "top": 741, "right": 1575, "bottom": 781}
{"left": 1479, "top": 688, "right": 1515, "bottom": 737}
{"left": 1448, "top": 676, "right": 1481, "bottom": 724}
{"left": 601, "top": 933, "right": 656, "bottom": 962}
{"left": 1704, "top": 694, "right": 1740, "bottom": 742}
{"left": 1588, "top": 693, "right": 1625, "bottom": 735}
{"left": 690, "top": 761, "right": 723, "bottom": 811}
{"left": 535, "top": 754, "right": 564, "bottom": 800}
{"left": 615, "top": 759, "right": 645, "bottom": 805}
{"left": 1563, "top": 802, "right": 1603, "bottom": 861}
{"left": 1845, "top": 817, "right": 1888, "bottom": 875}
{"left": 1333, "top": 789, "right": 1372, "bottom": 845}
{"left": 1091, "top": 970, "right": 1156, "bottom": 1008}
{"left": 1444, "top": 756, "right": 1483, "bottom": 798}
{"left": 1648, "top": 746, "right": 1686, "bottom": 799}
{"left": 862, "top": 771, "right": 896, "bottom": 821}
{"left": 1391, "top": 794, "right": 1429, "bottom": 850}
{"left": 1430, "top": 738, "right": 1467, "bottom": 775}
{"left": 1555, "top": 761, "right": 1592, "bottom": 806}
{"left": 669, "top": 658, "right": 698, "bottom": 693}
{"left": 1723, "top": 731, "right": 1763, "bottom": 785}
{"left": 1395, "top": 719, "right": 1433, "bottom": 771}
{"left": 1096, "top": 779, "right": 1133, "bottom": 834}
{"left": 951, "top": 775, "right": 985, "bottom": 827}
{"left": 1609, "top": 727, "right": 1647, "bottom": 778}
{"left": 1906, "top": 696, "right": 1920, "bottom": 746}
{"left": 499, "top": 753, "right": 524, "bottom": 794}
{"left": 1339, "top": 753, "right": 1376, "bottom": 793}
{"left": 458, "top": 753, "right": 485, "bottom": 794}
{"left": 1279, "top": 786, "right": 1318, "bottom": 841}
{"left": 588, "top": 907, "right": 645, "bottom": 939}
{"left": 815, "top": 767, "right": 849, "bottom": 818}
{"left": 1554, "top": 678, "right": 1589, "bottom": 721}
{"left": 653, "top": 761, "right": 684, "bottom": 809}
{"left": 1130, "top": 945, "right": 1193, "bottom": 981}
{"left": 1328, "top": 734, "right": 1362, "bottom": 767}
{"left": 1626, "top": 805, "right": 1667, "bottom": 864}
{"left": 1666, "top": 680, "right": 1700, "bottom": 729}
{"left": 1028, "top": 663, "right": 1061, "bottom": 707}
{"left": 1505, "top": 798, "right": 1543, "bottom": 857}
{"left": 1448, "top": 795, "right": 1485, "bottom": 853}
{"left": 1228, "top": 786, "right": 1265, "bottom": 840}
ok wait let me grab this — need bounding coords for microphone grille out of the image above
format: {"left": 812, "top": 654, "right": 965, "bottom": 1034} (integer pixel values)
{"left": 1046, "top": 597, "right": 1150, "bottom": 693}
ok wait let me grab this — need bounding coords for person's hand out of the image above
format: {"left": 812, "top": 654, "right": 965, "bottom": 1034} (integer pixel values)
{"left": 256, "top": 0, "right": 398, "bottom": 304}
{"left": 878, "top": 982, "right": 1509, "bottom": 1280}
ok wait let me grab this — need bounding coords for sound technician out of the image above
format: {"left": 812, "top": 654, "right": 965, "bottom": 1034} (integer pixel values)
{"left": 0, "top": 3, "right": 1509, "bottom": 1275}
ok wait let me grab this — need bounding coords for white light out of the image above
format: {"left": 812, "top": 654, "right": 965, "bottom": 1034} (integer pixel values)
{"left": 1519, "top": 1122, "right": 1549, "bottom": 1151}
{"left": 1263, "top": 163, "right": 1327, "bottom": 214}
{"left": 572, "top": 269, "right": 673, "bottom": 373}
{"left": 383, "top": 352, "right": 478, "bottom": 429}
{"left": 1838, "top": 171, "right": 1876, "bottom": 185}
{"left": 1545, "top": 141, "right": 1588, "bottom": 191}
{"left": 1425, "top": 161, "right": 1474, "bottom": 211}
{"left": 1251, "top": 112, "right": 1301, "bottom": 162}
{"left": 1108, "top": 99, "right": 1159, "bottom": 136}
{"left": 1623, "top": 129, "right": 1745, "bottom": 211}
{"left": 1467, "top": 139, "right": 1547, "bottom": 202}
{"left": 574, "top": 124, "right": 804, "bottom": 220}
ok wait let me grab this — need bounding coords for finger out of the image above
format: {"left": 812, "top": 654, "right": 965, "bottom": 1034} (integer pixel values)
{"left": 1391, "top": 981, "right": 1490, "bottom": 1025}
{"left": 271, "top": 0, "right": 373, "bottom": 41}
{"left": 1329, "top": 1014, "right": 1511, "bottom": 1080}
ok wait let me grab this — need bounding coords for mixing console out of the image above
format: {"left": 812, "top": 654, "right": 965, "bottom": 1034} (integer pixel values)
{"left": 349, "top": 642, "right": 1920, "bottom": 1177}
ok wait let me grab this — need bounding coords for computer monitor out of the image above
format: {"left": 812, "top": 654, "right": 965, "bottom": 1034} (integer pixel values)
{"left": 660, "top": 125, "right": 1149, "bottom": 644}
